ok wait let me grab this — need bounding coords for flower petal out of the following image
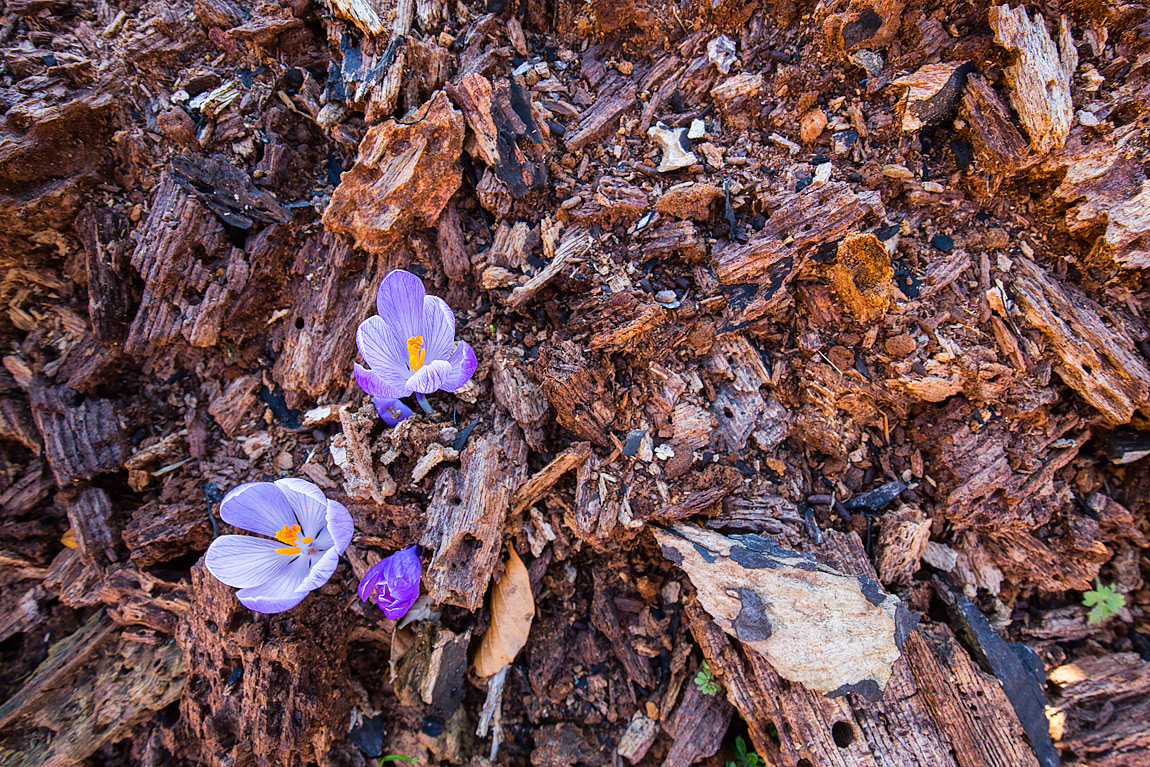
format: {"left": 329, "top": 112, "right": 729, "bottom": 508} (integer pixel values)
{"left": 205, "top": 535, "right": 298, "bottom": 588}
{"left": 373, "top": 397, "right": 414, "bottom": 426}
{"left": 354, "top": 363, "right": 409, "bottom": 399}
{"left": 358, "top": 545, "right": 422, "bottom": 619}
{"left": 357, "top": 315, "right": 408, "bottom": 373}
{"left": 439, "top": 341, "right": 478, "bottom": 392}
{"left": 406, "top": 359, "right": 452, "bottom": 394}
{"left": 422, "top": 295, "right": 456, "bottom": 362}
{"left": 296, "top": 547, "right": 341, "bottom": 594}
{"left": 324, "top": 498, "right": 355, "bottom": 553}
{"left": 218, "top": 482, "right": 297, "bottom": 538}
{"left": 235, "top": 556, "right": 311, "bottom": 613}
{"left": 376, "top": 269, "right": 426, "bottom": 343}
{"left": 274, "top": 478, "right": 328, "bottom": 540}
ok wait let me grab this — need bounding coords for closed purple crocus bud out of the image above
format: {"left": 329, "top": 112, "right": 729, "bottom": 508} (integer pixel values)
{"left": 357, "top": 544, "right": 422, "bottom": 619}
{"left": 354, "top": 269, "right": 477, "bottom": 400}
{"left": 372, "top": 397, "right": 414, "bottom": 426}
{"left": 204, "top": 479, "right": 354, "bottom": 614}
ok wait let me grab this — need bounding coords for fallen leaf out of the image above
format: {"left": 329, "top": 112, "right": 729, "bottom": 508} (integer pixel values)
{"left": 61, "top": 529, "right": 77, "bottom": 549}
{"left": 474, "top": 543, "right": 535, "bottom": 677}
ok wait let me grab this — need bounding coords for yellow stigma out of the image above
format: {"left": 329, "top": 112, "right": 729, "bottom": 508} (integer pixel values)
{"left": 407, "top": 335, "right": 425, "bottom": 371}
{"left": 274, "top": 523, "right": 313, "bottom": 555}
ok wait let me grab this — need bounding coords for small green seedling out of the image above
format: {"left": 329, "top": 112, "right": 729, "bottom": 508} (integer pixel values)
{"left": 694, "top": 661, "right": 721, "bottom": 696}
{"left": 380, "top": 755, "right": 418, "bottom": 765}
{"left": 1083, "top": 579, "right": 1125, "bottom": 624}
{"left": 726, "top": 736, "right": 765, "bottom": 767}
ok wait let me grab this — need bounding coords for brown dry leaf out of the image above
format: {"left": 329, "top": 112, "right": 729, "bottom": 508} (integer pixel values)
{"left": 61, "top": 529, "right": 77, "bottom": 549}
{"left": 474, "top": 543, "right": 535, "bottom": 677}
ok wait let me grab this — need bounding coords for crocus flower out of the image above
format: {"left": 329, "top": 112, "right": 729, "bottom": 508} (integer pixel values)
{"left": 205, "top": 479, "right": 354, "bottom": 614}
{"left": 354, "top": 269, "right": 477, "bottom": 399}
{"left": 358, "top": 544, "right": 422, "bottom": 619}
{"left": 373, "top": 396, "right": 414, "bottom": 426}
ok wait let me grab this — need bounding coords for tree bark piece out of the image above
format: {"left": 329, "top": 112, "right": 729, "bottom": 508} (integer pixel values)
{"left": 989, "top": 5, "right": 1076, "bottom": 155}
{"left": 661, "top": 682, "right": 733, "bottom": 767}
{"left": 959, "top": 74, "right": 1028, "bottom": 194}
{"left": 322, "top": 90, "right": 464, "bottom": 255}
{"left": 30, "top": 384, "right": 126, "bottom": 486}
{"left": 655, "top": 523, "right": 916, "bottom": 700}
{"left": 591, "top": 574, "right": 654, "bottom": 690}
{"left": 892, "top": 62, "right": 972, "bottom": 132}
{"left": 686, "top": 530, "right": 1043, "bottom": 767}
{"left": 62, "top": 484, "right": 121, "bottom": 569}
{"left": 510, "top": 441, "right": 592, "bottom": 515}
{"left": 421, "top": 414, "right": 527, "bottom": 610}
{"left": 1048, "top": 653, "right": 1150, "bottom": 767}
{"left": 509, "top": 225, "right": 590, "bottom": 309}
{"left": 564, "top": 75, "right": 637, "bottom": 152}
{"left": 1010, "top": 256, "right": 1150, "bottom": 424}
{"left": 534, "top": 340, "right": 616, "bottom": 446}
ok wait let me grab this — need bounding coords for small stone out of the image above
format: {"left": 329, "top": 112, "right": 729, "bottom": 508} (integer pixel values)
{"left": 811, "top": 161, "right": 833, "bottom": 187}
{"left": 884, "top": 334, "right": 916, "bottom": 357}
{"left": 931, "top": 234, "right": 955, "bottom": 253}
{"left": 688, "top": 119, "right": 706, "bottom": 139}
{"left": 850, "top": 49, "right": 884, "bottom": 77}
{"left": 655, "top": 182, "right": 723, "bottom": 220}
{"left": 647, "top": 122, "right": 698, "bottom": 172}
{"left": 1077, "top": 110, "right": 1100, "bottom": 126}
{"left": 274, "top": 450, "right": 294, "bottom": 470}
{"left": 654, "top": 289, "right": 679, "bottom": 308}
{"left": 922, "top": 181, "right": 945, "bottom": 193}
{"left": 654, "top": 443, "right": 676, "bottom": 460}
{"left": 616, "top": 60, "right": 634, "bottom": 75}
{"left": 881, "top": 163, "right": 915, "bottom": 179}
{"left": 800, "top": 108, "right": 827, "bottom": 144}
{"left": 707, "top": 34, "right": 738, "bottom": 74}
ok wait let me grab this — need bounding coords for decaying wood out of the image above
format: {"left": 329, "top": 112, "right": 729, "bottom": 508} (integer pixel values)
{"left": 591, "top": 575, "right": 655, "bottom": 690}
{"left": 876, "top": 505, "right": 931, "bottom": 587}
{"left": 959, "top": 74, "right": 1029, "bottom": 193}
{"left": 510, "top": 441, "right": 592, "bottom": 515}
{"left": 61, "top": 484, "right": 121, "bottom": 569}
{"left": 656, "top": 523, "right": 917, "bottom": 699}
{"left": 0, "top": 610, "right": 187, "bottom": 767}
{"left": 892, "top": 62, "right": 972, "bottom": 132}
{"left": 508, "top": 225, "right": 590, "bottom": 309}
{"left": 661, "top": 681, "right": 733, "bottom": 767}
{"left": 831, "top": 232, "right": 893, "bottom": 324}
{"left": 1010, "top": 256, "right": 1150, "bottom": 424}
{"left": 563, "top": 75, "right": 637, "bottom": 152}
{"left": 30, "top": 384, "right": 126, "bottom": 486}
{"left": 687, "top": 531, "right": 1043, "bottom": 767}
{"left": 421, "top": 415, "right": 527, "bottom": 610}
{"left": 393, "top": 622, "right": 471, "bottom": 715}
{"left": 988, "top": 4, "right": 1076, "bottom": 154}
{"left": 534, "top": 340, "right": 616, "bottom": 446}
{"left": 1047, "top": 654, "right": 1150, "bottom": 767}
{"left": 322, "top": 91, "right": 464, "bottom": 255}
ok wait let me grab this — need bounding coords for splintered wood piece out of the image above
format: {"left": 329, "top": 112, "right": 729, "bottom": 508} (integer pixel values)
{"left": 959, "top": 74, "right": 1028, "bottom": 189}
{"left": 989, "top": 5, "right": 1076, "bottom": 154}
{"left": 421, "top": 415, "right": 527, "bottom": 610}
{"left": 75, "top": 204, "right": 133, "bottom": 347}
{"left": 509, "top": 226, "right": 590, "bottom": 308}
{"left": 654, "top": 523, "right": 917, "bottom": 699}
{"left": 892, "top": 62, "right": 972, "bottom": 132}
{"left": 492, "top": 347, "right": 548, "bottom": 435}
{"left": 564, "top": 75, "right": 638, "bottom": 151}
{"left": 207, "top": 373, "right": 262, "bottom": 437}
{"left": 324, "top": 0, "right": 386, "bottom": 36}
{"left": 616, "top": 712, "right": 659, "bottom": 763}
{"left": 322, "top": 90, "right": 464, "bottom": 255}
{"left": 510, "top": 441, "right": 591, "bottom": 515}
{"left": 475, "top": 544, "right": 535, "bottom": 677}
{"left": 122, "top": 498, "right": 213, "bottom": 567}
{"left": 1048, "top": 653, "right": 1150, "bottom": 767}
{"left": 686, "top": 530, "right": 1043, "bottom": 767}
{"left": 875, "top": 505, "right": 931, "bottom": 587}
{"left": 643, "top": 220, "right": 707, "bottom": 262}
{"left": 831, "top": 232, "right": 893, "bottom": 323}
{"left": 61, "top": 485, "right": 121, "bottom": 569}
{"left": 0, "top": 392, "right": 40, "bottom": 453}
{"left": 0, "top": 611, "right": 186, "bottom": 766}
{"left": 30, "top": 385, "right": 126, "bottom": 486}
{"left": 1042, "top": 119, "right": 1150, "bottom": 270}
{"left": 1011, "top": 257, "right": 1150, "bottom": 424}
{"left": 662, "top": 681, "right": 734, "bottom": 767}
{"left": 711, "top": 73, "right": 763, "bottom": 130}
{"left": 534, "top": 340, "right": 617, "bottom": 446}
{"left": 393, "top": 623, "right": 472, "bottom": 715}
{"left": 591, "top": 575, "right": 655, "bottom": 690}
{"left": 169, "top": 154, "right": 292, "bottom": 229}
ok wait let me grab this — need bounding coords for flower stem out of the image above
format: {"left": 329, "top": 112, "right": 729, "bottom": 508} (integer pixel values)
{"left": 415, "top": 392, "right": 435, "bottom": 414}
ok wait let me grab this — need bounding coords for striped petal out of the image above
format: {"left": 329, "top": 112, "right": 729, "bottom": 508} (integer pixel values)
{"left": 274, "top": 478, "right": 328, "bottom": 540}
{"left": 354, "top": 363, "right": 409, "bottom": 399}
{"left": 376, "top": 269, "right": 425, "bottom": 344}
{"left": 205, "top": 535, "right": 298, "bottom": 588}
{"left": 235, "top": 556, "right": 311, "bottom": 614}
{"left": 357, "top": 315, "right": 408, "bottom": 374}
{"left": 422, "top": 295, "right": 457, "bottom": 362}
{"left": 439, "top": 341, "right": 478, "bottom": 392}
{"left": 406, "top": 359, "right": 452, "bottom": 394}
{"left": 218, "top": 482, "right": 297, "bottom": 538}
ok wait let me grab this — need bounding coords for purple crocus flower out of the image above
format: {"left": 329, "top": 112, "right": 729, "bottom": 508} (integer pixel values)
{"left": 357, "top": 544, "right": 422, "bottom": 619}
{"left": 204, "top": 479, "right": 354, "bottom": 614}
{"left": 373, "top": 396, "right": 414, "bottom": 426}
{"left": 354, "top": 269, "right": 477, "bottom": 399}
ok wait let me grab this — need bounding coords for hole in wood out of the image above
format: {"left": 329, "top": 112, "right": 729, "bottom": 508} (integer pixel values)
{"left": 295, "top": 317, "right": 305, "bottom": 329}
{"left": 832, "top": 721, "right": 854, "bottom": 748}
{"left": 450, "top": 496, "right": 463, "bottom": 506}
{"left": 723, "top": 406, "right": 734, "bottom": 418}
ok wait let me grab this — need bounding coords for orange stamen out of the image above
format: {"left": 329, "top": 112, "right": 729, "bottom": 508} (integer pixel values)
{"left": 407, "top": 336, "right": 425, "bottom": 371}
{"left": 274, "top": 523, "right": 313, "bottom": 556}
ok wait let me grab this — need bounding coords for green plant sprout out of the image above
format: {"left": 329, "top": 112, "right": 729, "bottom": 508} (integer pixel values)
{"left": 694, "top": 661, "right": 721, "bottom": 696}
{"left": 727, "top": 736, "right": 765, "bottom": 767}
{"left": 379, "top": 755, "right": 417, "bottom": 765}
{"left": 1083, "top": 579, "right": 1125, "bottom": 624}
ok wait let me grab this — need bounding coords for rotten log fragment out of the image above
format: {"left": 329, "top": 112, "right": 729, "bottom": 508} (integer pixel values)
{"left": 446, "top": 73, "right": 548, "bottom": 197}
{"left": 169, "top": 153, "right": 292, "bottom": 229}
{"left": 1048, "top": 653, "right": 1150, "bottom": 767}
{"left": 534, "top": 340, "right": 616, "bottom": 446}
{"left": 421, "top": 415, "right": 527, "bottom": 610}
{"left": 687, "top": 530, "right": 1043, "bottom": 767}
{"left": 75, "top": 204, "right": 133, "bottom": 347}
{"left": 1010, "top": 257, "right": 1150, "bottom": 424}
{"left": 714, "top": 182, "right": 884, "bottom": 325}
{"left": 655, "top": 523, "right": 916, "bottom": 699}
{"left": 510, "top": 441, "right": 591, "bottom": 515}
{"left": 563, "top": 75, "right": 638, "bottom": 151}
{"left": 322, "top": 90, "right": 464, "bottom": 255}
{"left": 30, "top": 384, "right": 126, "bottom": 486}
{"left": 61, "top": 484, "right": 121, "bottom": 569}
{"left": 661, "top": 680, "right": 734, "bottom": 767}
{"left": 892, "top": 62, "right": 973, "bottom": 132}
{"left": 989, "top": 5, "right": 1076, "bottom": 155}
{"left": 591, "top": 575, "right": 654, "bottom": 690}
{"left": 959, "top": 74, "right": 1028, "bottom": 192}
{"left": 934, "top": 578, "right": 1058, "bottom": 767}
{"left": 831, "top": 232, "right": 892, "bottom": 324}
